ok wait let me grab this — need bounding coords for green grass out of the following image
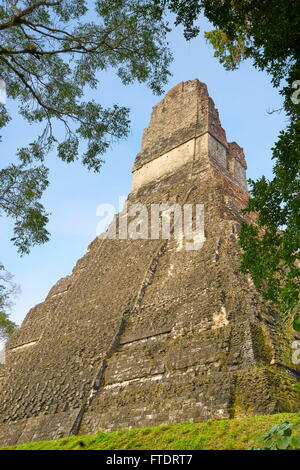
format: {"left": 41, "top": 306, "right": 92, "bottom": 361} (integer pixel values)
{"left": 2, "top": 413, "right": 300, "bottom": 450}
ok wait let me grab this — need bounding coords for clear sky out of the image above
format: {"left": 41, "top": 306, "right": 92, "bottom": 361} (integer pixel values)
{"left": 1, "top": 19, "right": 286, "bottom": 326}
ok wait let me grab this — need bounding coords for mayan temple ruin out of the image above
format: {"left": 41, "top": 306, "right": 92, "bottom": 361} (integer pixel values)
{"left": 0, "top": 80, "right": 299, "bottom": 446}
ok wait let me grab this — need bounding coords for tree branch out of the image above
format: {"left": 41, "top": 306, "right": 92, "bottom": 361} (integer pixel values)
{"left": 0, "top": 1, "right": 62, "bottom": 31}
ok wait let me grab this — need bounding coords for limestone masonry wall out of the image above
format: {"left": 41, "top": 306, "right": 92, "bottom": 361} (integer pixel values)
{"left": 0, "top": 80, "right": 299, "bottom": 446}
{"left": 132, "top": 80, "right": 246, "bottom": 191}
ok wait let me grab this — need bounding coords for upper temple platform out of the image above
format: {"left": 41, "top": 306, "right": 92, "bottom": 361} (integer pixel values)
{"left": 132, "top": 80, "right": 247, "bottom": 192}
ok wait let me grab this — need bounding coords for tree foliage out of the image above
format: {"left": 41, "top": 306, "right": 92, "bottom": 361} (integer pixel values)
{"left": 0, "top": 263, "right": 18, "bottom": 342}
{"left": 0, "top": 0, "right": 171, "bottom": 253}
{"left": 0, "top": 163, "right": 49, "bottom": 254}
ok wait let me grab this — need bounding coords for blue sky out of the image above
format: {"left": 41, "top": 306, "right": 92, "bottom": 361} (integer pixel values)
{"left": 1, "top": 19, "right": 286, "bottom": 326}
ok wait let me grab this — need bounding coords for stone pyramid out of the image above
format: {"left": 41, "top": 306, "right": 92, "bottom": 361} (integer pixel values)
{"left": 0, "top": 80, "right": 299, "bottom": 446}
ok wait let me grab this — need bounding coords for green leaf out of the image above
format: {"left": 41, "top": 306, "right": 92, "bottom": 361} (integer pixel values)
{"left": 293, "top": 316, "right": 300, "bottom": 332}
{"left": 291, "top": 434, "right": 300, "bottom": 449}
